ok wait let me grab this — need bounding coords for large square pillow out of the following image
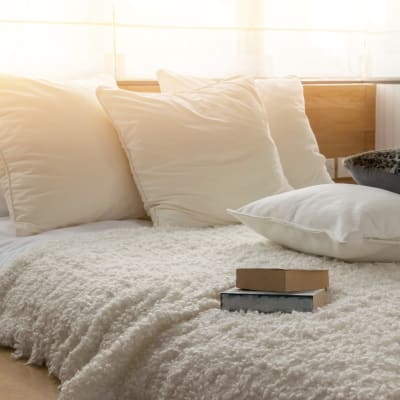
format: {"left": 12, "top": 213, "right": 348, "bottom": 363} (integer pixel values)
{"left": 0, "top": 75, "right": 146, "bottom": 236}
{"left": 97, "top": 79, "right": 292, "bottom": 227}
{"left": 157, "top": 69, "right": 332, "bottom": 189}
{"left": 229, "top": 184, "right": 400, "bottom": 262}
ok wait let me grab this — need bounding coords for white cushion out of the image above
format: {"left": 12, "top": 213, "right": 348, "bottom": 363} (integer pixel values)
{"left": 0, "top": 193, "right": 8, "bottom": 217}
{"left": 97, "top": 79, "right": 292, "bottom": 227}
{"left": 157, "top": 70, "right": 332, "bottom": 189}
{"left": 0, "top": 75, "right": 146, "bottom": 236}
{"left": 229, "top": 184, "right": 400, "bottom": 262}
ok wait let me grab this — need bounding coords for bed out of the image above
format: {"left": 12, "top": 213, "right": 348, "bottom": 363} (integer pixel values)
{"left": 1, "top": 215, "right": 400, "bottom": 400}
{"left": 1, "top": 80, "right": 395, "bottom": 400}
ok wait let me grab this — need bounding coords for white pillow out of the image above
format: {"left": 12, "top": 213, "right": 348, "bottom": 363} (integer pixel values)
{"left": 157, "top": 70, "right": 332, "bottom": 189}
{"left": 229, "top": 184, "right": 400, "bottom": 262}
{"left": 97, "top": 79, "right": 292, "bottom": 227}
{"left": 0, "top": 193, "right": 8, "bottom": 217}
{"left": 0, "top": 75, "right": 146, "bottom": 236}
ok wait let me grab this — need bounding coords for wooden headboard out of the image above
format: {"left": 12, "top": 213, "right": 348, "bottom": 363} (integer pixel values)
{"left": 303, "top": 84, "right": 376, "bottom": 158}
{"left": 118, "top": 81, "right": 376, "bottom": 180}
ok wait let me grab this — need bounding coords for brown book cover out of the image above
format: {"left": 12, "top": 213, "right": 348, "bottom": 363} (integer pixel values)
{"left": 236, "top": 268, "right": 329, "bottom": 293}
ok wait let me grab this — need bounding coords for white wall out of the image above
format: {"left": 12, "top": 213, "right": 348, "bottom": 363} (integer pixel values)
{"left": 376, "top": 84, "right": 400, "bottom": 150}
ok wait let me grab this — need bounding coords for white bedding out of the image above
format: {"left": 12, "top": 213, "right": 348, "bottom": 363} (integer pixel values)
{"left": 0, "top": 217, "right": 150, "bottom": 269}
{"left": 0, "top": 223, "right": 400, "bottom": 400}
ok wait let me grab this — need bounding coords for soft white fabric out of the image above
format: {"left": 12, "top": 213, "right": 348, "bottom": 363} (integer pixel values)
{"left": 1, "top": 224, "right": 400, "bottom": 400}
{"left": 0, "top": 217, "right": 150, "bottom": 270}
{"left": 229, "top": 184, "right": 400, "bottom": 262}
{"left": 0, "top": 75, "right": 146, "bottom": 236}
{"left": 0, "top": 194, "right": 8, "bottom": 217}
{"left": 97, "top": 79, "right": 291, "bottom": 227}
{"left": 157, "top": 69, "right": 332, "bottom": 188}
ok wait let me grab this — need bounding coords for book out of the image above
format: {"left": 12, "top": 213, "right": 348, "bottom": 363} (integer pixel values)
{"left": 220, "top": 288, "right": 328, "bottom": 313}
{"left": 236, "top": 268, "right": 329, "bottom": 292}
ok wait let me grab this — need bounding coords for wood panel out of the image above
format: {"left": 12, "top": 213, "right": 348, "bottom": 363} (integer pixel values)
{"left": 118, "top": 81, "right": 376, "bottom": 160}
{"left": 304, "top": 84, "right": 376, "bottom": 159}
{"left": 0, "top": 347, "right": 59, "bottom": 400}
{"left": 119, "top": 81, "right": 160, "bottom": 93}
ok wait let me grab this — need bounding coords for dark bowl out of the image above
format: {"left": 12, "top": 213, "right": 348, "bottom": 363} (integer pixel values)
{"left": 344, "top": 149, "right": 400, "bottom": 194}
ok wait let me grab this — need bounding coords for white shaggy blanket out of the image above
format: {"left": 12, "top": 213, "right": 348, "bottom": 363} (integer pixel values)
{"left": 1, "top": 225, "right": 400, "bottom": 400}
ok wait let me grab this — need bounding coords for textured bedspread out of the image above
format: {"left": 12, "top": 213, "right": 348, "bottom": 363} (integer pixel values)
{"left": 1, "top": 225, "right": 400, "bottom": 400}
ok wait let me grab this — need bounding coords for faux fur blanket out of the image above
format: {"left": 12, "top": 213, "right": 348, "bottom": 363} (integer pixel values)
{"left": 1, "top": 225, "right": 400, "bottom": 400}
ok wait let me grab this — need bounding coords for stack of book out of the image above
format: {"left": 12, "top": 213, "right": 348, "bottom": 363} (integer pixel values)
{"left": 221, "top": 268, "right": 329, "bottom": 313}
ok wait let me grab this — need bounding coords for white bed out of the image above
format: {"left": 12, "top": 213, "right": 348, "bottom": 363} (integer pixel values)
{"left": 0, "top": 218, "right": 399, "bottom": 400}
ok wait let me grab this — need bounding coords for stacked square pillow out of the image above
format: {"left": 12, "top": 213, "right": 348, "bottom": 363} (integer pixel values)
{"left": 156, "top": 69, "right": 333, "bottom": 189}
{"left": 0, "top": 72, "right": 330, "bottom": 234}
{"left": 95, "top": 72, "right": 333, "bottom": 228}
{"left": 96, "top": 78, "right": 292, "bottom": 227}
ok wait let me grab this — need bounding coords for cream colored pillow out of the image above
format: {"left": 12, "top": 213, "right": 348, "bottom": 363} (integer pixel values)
{"left": 157, "top": 70, "right": 332, "bottom": 189}
{"left": 0, "top": 75, "right": 146, "bottom": 236}
{"left": 97, "top": 79, "right": 292, "bottom": 227}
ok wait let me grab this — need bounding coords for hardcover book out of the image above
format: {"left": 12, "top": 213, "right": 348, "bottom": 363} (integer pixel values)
{"left": 220, "top": 288, "right": 328, "bottom": 313}
{"left": 236, "top": 268, "right": 329, "bottom": 292}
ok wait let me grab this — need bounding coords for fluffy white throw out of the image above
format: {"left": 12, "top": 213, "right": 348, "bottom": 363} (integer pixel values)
{"left": 0, "top": 225, "right": 400, "bottom": 400}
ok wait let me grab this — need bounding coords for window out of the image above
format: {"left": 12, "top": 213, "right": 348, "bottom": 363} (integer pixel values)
{"left": 1, "top": 0, "right": 399, "bottom": 80}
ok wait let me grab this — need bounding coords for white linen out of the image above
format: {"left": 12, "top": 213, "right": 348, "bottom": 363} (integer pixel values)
{"left": 97, "top": 79, "right": 291, "bottom": 227}
{"left": 1, "top": 223, "right": 400, "bottom": 400}
{"left": 229, "top": 184, "right": 400, "bottom": 262}
{"left": 0, "top": 217, "right": 149, "bottom": 269}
